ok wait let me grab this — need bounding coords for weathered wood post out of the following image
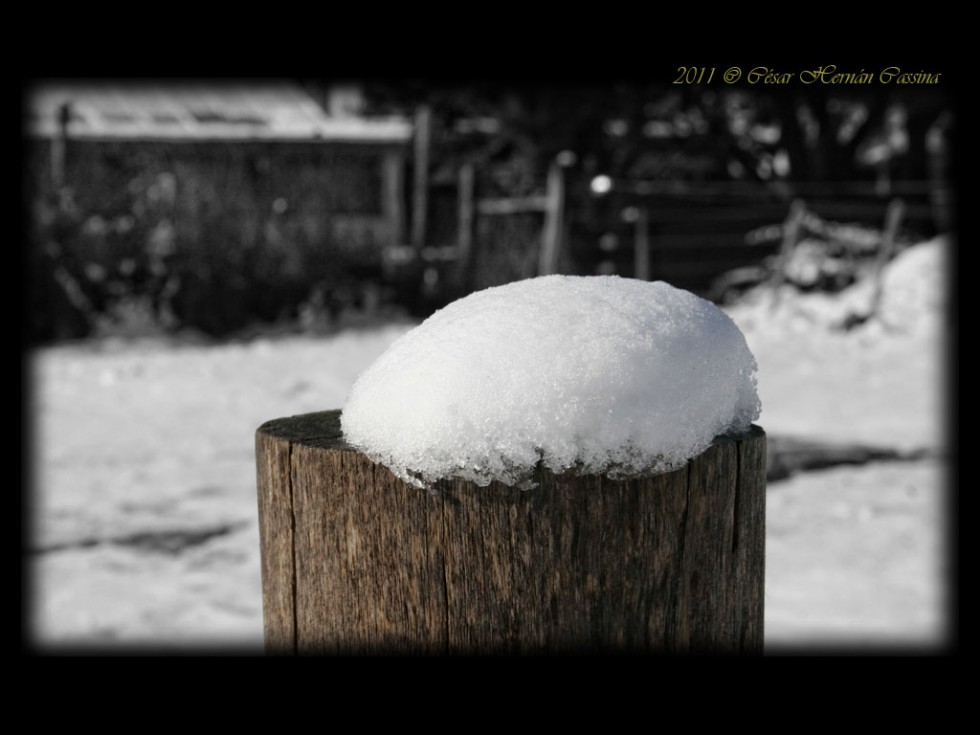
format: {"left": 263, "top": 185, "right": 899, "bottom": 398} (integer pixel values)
{"left": 256, "top": 410, "right": 766, "bottom": 655}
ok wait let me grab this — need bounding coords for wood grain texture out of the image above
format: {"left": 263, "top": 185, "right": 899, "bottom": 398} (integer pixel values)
{"left": 254, "top": 425, "right": 297, "bottom": 654}
{"left": 256, "top": 411, "right": 766, "bottom": 655}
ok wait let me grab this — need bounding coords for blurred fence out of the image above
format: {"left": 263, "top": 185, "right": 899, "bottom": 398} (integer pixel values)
{"left": 26, "top": 134, "right": 951, "bottom": 345}
{"left": 26, "top": 138, "right": 402, "bottom": 343}
{"left": 411, "top": 170, "right": 948, "bottom": 304}
{"left": 568, "top": 179, "right": 945, "bottom": 295}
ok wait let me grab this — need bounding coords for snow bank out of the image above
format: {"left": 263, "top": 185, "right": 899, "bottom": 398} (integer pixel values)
{"left": 877, "top": 236, "right": 948, "bottom": 335}
{"left": 341, "top": 275, "right": 760, "bottom": 489}
{"left": 725, "top": 235, "right": 949, "bottom": 339}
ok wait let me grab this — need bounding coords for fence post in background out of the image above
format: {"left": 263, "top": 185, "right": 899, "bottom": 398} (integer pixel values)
{"left": 411, "top": 105, "right": 431, "bottom": 250}
{"left": 634, "top": 207, "right": 651, "bottom": 281}
{"left": 51, "top": 102, "right": 72, "bottom": 191}
{"left": 926, "top": 111, "right": 953, "bottom": 234}
{"left": 867, "top": 198, "right": 905, "bottom": 319}
{"left": 769, "top": 198, "right": 807, "bottom": 311}
{"left": 256, "top": 410, "right": 767, "bottom": 655}
{"left": 455, "top": 161, "right": 476, "bottom": 292}
{"left": 381, "top": 149, "right": 406, "bottom": 247}
{"left": 538, "top": 160, "right": 565, "bottom": 276}
{"left": 839, "top": 197, "right": 906, "bottom": 331}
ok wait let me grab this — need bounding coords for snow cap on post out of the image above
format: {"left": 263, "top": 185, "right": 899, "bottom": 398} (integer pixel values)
{"left": 341, "top": 275, "right": 760, "bottom": 489}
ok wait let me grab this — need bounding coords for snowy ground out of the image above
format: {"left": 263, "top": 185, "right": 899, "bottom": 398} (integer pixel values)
{"left": 26, "top": 236, "right": 954, "bottom": 654}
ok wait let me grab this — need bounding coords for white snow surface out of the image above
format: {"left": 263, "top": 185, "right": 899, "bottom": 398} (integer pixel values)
{"left": 341, "top": 275, "right": 760, "bottom": 488}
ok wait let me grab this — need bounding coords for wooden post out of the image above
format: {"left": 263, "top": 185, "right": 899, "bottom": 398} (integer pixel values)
{"left": 456, "top": 161, "right": 475, "bottom": 291}
{"left": 634, "top": 207, "right": 650, "bottom": 281}
{"left": 538, "top": 160, "right": 565, "bottom": 276}
{"left": 51, "top": 102, "right": 72, "bottom": 190}
{"left": 256, "top": 410, "right": 766, "bottom": 655}
{"left": 381, "top": 149, "right": 405, "bottom": 246}
{"left": 769, "top": 198, "right": 807, "bottom": 312}
{"left": 867, "top": 198, "right": 905, "bottom": 318}
{"left": 838, "top": 198, "right": 906, "bottom": 331}
{"left": 411, "top": 104, "right": 431, "bottom": 249}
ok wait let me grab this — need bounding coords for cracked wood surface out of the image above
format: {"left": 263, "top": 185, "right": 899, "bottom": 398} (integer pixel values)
{"left": 256, "top": 410, "right": 766, "bottom": 655}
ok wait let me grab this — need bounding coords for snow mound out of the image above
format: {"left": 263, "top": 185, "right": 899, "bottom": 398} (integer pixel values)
{"left": 341, "top": 275, "right": 760, "bottom": 489}
{"left": 725, "top": 236, "right": 949, "bottom": 340}
{"left": 878, "top": 236, "right": 948, "bottom": 334}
